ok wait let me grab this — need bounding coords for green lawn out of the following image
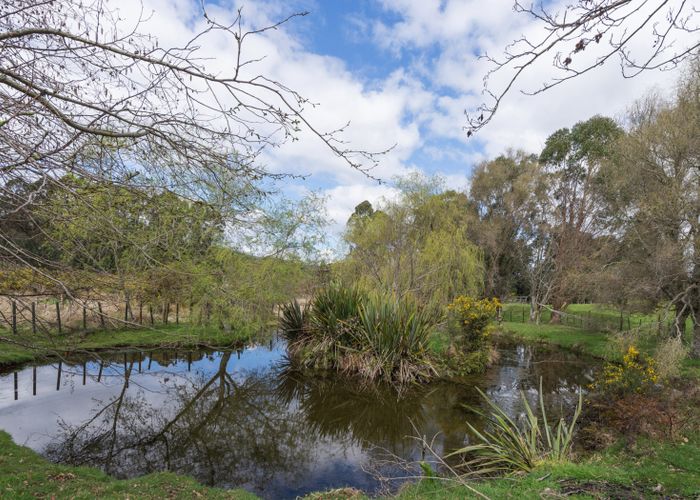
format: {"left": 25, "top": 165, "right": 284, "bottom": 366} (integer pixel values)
{"left": 0, "top": 323, "right": 259, "bottom": 368}
{"left": 502, "top": 302, "right": 688, "bottom": 335}
{"left": 499, "top": 302, "right": 699, "bottom": 379}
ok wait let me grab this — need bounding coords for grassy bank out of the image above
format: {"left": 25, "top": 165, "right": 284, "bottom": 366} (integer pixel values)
{"left": 0, "top": 431, "right": 255, "bottom": 500}
{"left": 498, "top": 313, "right": 700, "bottom": 380}
{"left": 390, "top": 433, "right": 700, "bottom": 499}
{"left": 0, "top": 323, "right": 257, "bottom": 368}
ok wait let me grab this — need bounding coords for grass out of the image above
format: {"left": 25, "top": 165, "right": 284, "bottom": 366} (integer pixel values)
{"left": 391, "top": 434, "right": 700, "bottom": 499}
{"left": 296, "top": 433, "right": 700, "bottom": 499}
{"left": 0, "top": 431, "right": 256, "bottom": 500}
{"left": 0, "top": 323, "right": 254, "bottom": 368}
{"left": 499, "top": 303, "right": 700, "bottom": 380}
{"left": 503, "top": 302, "right": 692, "bottom": 335}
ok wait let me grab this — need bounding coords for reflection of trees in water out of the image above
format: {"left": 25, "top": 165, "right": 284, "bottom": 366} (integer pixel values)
{"left": 45, "top": 352, "right": 313, "bottom": 490}
{"left": 40, "top": 344, "right": 596, "bottom": 494}
{"left": 276, "top": 363, "right": 427, "bottom": 448}
{"left": 476, "top": 342, "right": 595, "bottom": 427}
{"left": 274, "top": 363, "right": 478, "bottom": 467}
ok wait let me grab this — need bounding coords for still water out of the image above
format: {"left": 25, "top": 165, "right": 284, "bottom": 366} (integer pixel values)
{"left": 0, "top": 340, "right": 595, "bottom": 498}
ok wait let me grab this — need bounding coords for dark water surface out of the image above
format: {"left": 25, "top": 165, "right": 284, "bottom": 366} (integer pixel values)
{"left": 0, "top": 340, "right": 596, "bottom": 499}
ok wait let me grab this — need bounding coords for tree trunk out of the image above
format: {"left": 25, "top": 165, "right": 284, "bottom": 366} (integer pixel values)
{"left": 693, "top": 322, "right": 700, "bottom": 359}
{"left": 673, "top": 307, "right": 689, "bottom": 340}
{"left": 550, "top": 301, "right": 567, "bottom": 324}
{"left": 529, "top": 296, "right": 538, "bottom": 322}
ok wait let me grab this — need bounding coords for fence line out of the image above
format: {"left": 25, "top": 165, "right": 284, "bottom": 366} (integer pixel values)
{"left": 0, "top": 295, "right": 194, "bottom": 336}
{"left": 501, "top": 304, "right": 679, "bottom": 336}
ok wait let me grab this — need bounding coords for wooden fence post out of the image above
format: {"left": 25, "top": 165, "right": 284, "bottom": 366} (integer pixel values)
{"left": 149, "top": 304, "right": 154, "bottom": 325}
{"left": 124, "top": 301, "right": 129, "bottom": 323}
{"left": 163, "top": 302, "right": 169, "bottom": 325}
{"left": 56, "top": 300, "right": 62, "bottom": 334}
{"left": 98, "top": 302, "right": 105, "bottom": 328}
{"left": 619, "top": 311, "right": 623, "bottom": 332}
{"left": 176, "top": 303, "right": 179, "bottom": 325}
{"left": 139, "top": 302, "right": 143, "bottom": 324}
{"left": 11, "top": 300, "right": 17, "bottom": 335}
{"left": 31, "top": 302, "right": 36, "bottom": 334}
{"left": 83, "top": 305, "right": 87, "bottom": 330}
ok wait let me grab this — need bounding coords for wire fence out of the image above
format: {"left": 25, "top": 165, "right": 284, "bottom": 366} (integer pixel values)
{"left": 501, "top": 303, "right": 680, "bottom": 336}
{"left": 0, "top": 295, "right": 192, "bottom": 336}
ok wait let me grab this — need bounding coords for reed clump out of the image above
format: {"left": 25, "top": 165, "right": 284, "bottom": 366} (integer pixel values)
{"left": 279, "top": 284, "right": 438, "bottom": 384}
{"left": 448, "top": 378, "right": 582, "bottom": 474}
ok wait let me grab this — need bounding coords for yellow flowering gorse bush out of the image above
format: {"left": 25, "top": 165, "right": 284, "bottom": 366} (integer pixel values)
{"left": 592, "top": 345, "right": 659, "bottom": 396}
{"left": 447, "top": 296, "right": 501, "bottom": 347}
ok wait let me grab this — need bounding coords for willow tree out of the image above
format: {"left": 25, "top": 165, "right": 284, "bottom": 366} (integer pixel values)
{"left": 342, "top": 174, "right": 483, "bottom": 311}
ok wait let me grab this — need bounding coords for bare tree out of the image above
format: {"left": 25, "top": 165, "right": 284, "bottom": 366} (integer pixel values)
{"left": 0, "top": 0, "right": 385, "bottom": 268}
{"left": 466, "top": 0, "right": 699, "bottom": 135}
{"left": 0, "top": 0, "right": 388, "bottom": 335}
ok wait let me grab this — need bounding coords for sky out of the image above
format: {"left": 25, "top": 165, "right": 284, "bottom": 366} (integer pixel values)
{"left": 116, "top": 0, "right": 690, "bottom": 250}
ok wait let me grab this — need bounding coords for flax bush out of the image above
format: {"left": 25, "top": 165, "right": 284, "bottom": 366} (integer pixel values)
{"left": 448, "top": 378, "right": 582, "bottom": 474}
{"left": 279, "top": 283, "right": 438, "bottom": 384}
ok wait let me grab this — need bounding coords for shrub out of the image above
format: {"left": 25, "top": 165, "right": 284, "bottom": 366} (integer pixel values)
{"left": 279, "top": 284, "right": 438, "bottom": 384}
{"left": 308, "top": 284, "right": 365, "bottom": 343}
{"left": 355, "top": 293, "right": 437, "bottom": 383}
{"left": 442, "top": 296, "right": 500, "bottom": 375}
{"left": 653, "top": 337, "right": 688, "bottom": 380}
{"left": 447, "top": 296, "right": 500, "bottom": 349}
{"left": 591, "top": 345, "right": 658, "bottom": 397}
{"left": 448, "top": 378, "right": 582, "bottom": 474}
{"left": 279, "top": 299, "right": 309, "bottom": 344}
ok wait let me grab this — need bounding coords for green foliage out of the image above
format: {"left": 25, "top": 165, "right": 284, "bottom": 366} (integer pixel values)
{"left": 440, "top": 296, "right": 500, "bottom": 375}
{"left": 339, "top": 174, "right": 483, "bottom": 311}
{"left": 279, "top": 300, "right": 309, "bottom": 344}
{"left": 309, "top": 284, "right": 366, "bottom": 342}
{"left": 591, "top": 346, "right": 659, "bottom": 398}
{"left": 469, "top": 151, "right": 541, "bottom": 297}
{"left": 280, "top": 284, "right": 438, "bottom": 383}
{"left": 447, "top": 296, "right": 500, "bottom": 348}
{"left": 449, "top": 379, "right": 582, "bottom": 474}
{"left": 356, "top": 293, "right": 437, "bottom": 383}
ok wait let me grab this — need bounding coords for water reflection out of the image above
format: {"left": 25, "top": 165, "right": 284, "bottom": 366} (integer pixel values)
{"left": 0, "top": 340, "right": 596, "bottom": 499}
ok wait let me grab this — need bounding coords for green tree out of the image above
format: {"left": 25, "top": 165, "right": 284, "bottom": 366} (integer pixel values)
{"left": 341, "top": 174, "right": 483, "bottom": 310}
{"left": 602, "top": 63, "right": 700, "bottom": 356}
{"left": 538, "top": 115, "right": 623, "bottom": 322}
{"left": 469, "top": 151, "right": 540, "bottom": 299}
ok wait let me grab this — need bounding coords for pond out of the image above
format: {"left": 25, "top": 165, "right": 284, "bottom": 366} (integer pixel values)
{"left": 0, "top": 339, "right": 596, "bottom": 499}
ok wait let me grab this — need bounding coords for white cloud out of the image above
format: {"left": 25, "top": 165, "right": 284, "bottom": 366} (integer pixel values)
{"left": 111, "top": 0, "right": 695, "bottom": 248}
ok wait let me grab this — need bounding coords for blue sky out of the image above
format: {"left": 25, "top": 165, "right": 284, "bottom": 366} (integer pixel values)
{"left": 122, "top": 0, "right": 687, "bottom": 245}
